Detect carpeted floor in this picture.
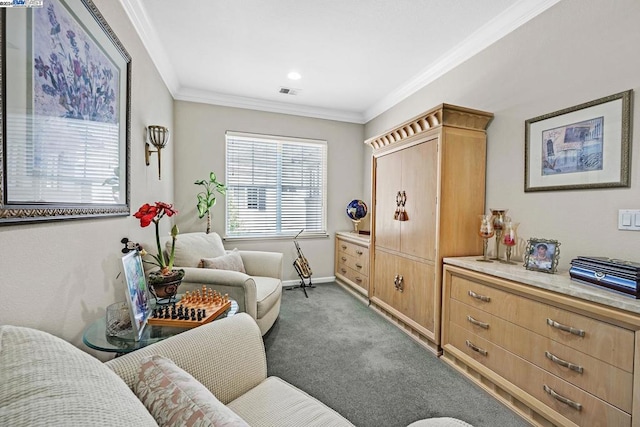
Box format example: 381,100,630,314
263,282,530,427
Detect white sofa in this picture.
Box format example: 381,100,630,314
0,313,473,426
167,232,282,335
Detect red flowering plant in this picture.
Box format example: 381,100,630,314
133,202,182,282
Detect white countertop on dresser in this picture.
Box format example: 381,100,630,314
444,256,640,316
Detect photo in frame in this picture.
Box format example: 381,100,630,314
121,250,150,341
524,238,561,274
1,0,131,224
525,90,632,192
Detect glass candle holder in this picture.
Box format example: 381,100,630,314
490,208,508,260
477,214,495,262
501,219,519,265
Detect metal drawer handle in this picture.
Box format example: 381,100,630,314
545,351,583,374
543,385,582,411
341,257,347,261
356,263,363,269
356,250,364,255
340,268,347,274
468,290,491,302
341,245,347,250
465,340,487,356
467,315,489,329
355,277,362,283
546,318,585,337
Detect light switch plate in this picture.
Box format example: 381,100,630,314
618,209,640,231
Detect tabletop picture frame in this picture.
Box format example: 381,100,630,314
1,0,131,224
524,238,560,274
121,250,150,341
524,90,632,192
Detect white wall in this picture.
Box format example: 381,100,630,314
173,101,365,281
0,0,174,361
364,0,640,271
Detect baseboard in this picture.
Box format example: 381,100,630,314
282,276,335,288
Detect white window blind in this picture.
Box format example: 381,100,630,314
6,113,123,205
225,131,327,238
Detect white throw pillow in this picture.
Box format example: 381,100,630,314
200,249,246,273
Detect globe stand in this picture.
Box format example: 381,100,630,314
352,219,362,233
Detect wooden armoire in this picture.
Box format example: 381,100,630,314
366,104,493,354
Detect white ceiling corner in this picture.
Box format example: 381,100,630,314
119,0,180,94
122,0,561,124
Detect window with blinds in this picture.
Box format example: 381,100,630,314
225,131,327,238
6,113,124,205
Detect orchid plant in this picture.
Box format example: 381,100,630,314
133,202,179,275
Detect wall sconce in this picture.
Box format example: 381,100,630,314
145,125,170,180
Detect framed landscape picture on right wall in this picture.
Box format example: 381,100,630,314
524,90,632,192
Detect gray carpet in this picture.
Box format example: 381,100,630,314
263,282,529,427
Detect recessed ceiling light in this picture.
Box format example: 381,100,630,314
287,71,301,80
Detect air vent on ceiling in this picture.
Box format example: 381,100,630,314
279,87,299,95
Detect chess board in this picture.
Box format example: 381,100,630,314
147,286,232,328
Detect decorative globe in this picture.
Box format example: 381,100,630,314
346,200,367,232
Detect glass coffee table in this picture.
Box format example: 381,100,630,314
83,298,238,354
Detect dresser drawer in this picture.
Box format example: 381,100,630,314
448,323,631,426
337,238,369,260
337,266,369,292
450,275,635,371
337,252,369,276
449,298,633,412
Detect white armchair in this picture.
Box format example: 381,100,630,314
165,232,283,335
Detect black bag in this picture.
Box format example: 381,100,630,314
570,256,640,298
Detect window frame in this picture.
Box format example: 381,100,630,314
224,131,328,240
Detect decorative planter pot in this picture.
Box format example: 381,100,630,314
148,269,185,301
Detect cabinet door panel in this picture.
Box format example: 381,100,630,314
374,152,401,252
398,256,435,332
374,250,435,333
373,250,399,307
400,141,437,260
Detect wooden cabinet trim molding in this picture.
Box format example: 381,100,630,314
365,104,493,150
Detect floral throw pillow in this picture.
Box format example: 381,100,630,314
200,248,246,273
134,355,249,427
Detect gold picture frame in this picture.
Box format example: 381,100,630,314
524,238,560,274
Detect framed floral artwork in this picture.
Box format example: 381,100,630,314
525,90,632,192
1,0,131,224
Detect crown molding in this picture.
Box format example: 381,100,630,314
175,88,365,123
119,0,180,94
363,0,562,122
121,0,559,125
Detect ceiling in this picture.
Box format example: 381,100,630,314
120,0,560,123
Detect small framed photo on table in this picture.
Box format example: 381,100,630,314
121,251,150,340
524,238,561,274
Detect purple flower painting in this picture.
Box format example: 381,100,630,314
33,0,118,124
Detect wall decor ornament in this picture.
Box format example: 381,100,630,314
1,0,131,224
524,90,632,192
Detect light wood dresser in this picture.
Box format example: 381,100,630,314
442,257,640,427
335,231,370,299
